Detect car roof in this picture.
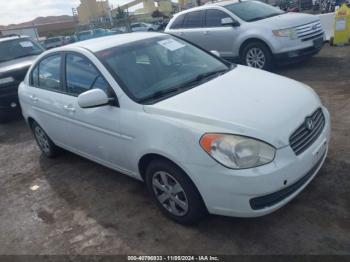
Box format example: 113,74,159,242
172,0,241,16
59,32,165,53
0,35,30,43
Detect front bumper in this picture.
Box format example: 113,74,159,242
273,45,323,64
183,107,331,218
272,36,324,64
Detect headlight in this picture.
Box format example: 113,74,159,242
200,134,275,169
273,29,297,40
0,77,14,86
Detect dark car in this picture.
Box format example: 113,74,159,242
0,35,44,122
43,36,65,49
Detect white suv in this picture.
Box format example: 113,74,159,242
165,0,325,69
19,33,330,224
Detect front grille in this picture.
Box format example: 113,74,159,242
289,108,325,155
295,21,324,42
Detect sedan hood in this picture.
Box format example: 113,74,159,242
0,55,38,75
144,66,321,148
254,12,319,29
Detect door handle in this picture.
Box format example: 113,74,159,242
64,105,76,113
29,95,38,103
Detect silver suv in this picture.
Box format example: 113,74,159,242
165,0,324,69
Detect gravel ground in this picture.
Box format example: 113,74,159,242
0,44,349,255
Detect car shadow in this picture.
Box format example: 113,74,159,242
39,147,348,254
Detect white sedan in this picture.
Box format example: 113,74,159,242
18,33,330,224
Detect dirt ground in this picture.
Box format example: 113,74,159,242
0,44,349,255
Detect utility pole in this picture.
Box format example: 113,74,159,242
106,0,114,27
72,8,79,35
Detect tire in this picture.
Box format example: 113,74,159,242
0,113,8,123
241,41,273,70
31,121,59,158
145,159,207,225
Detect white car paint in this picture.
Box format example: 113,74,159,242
18,33,331,218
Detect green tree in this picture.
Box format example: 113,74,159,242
115,6,126,19
151,9,164,18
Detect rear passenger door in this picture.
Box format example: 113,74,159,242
171,10,205,47
201,9,240,58
27,53,69,144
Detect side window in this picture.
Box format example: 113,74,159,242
170,14,185,29
38,55,62,91
205,9,231,27
66,54,111,96
183,11,204,28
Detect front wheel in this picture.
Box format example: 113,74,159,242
145,159,207,225
241,42,273,70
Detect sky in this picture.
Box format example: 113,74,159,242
0,0,139,26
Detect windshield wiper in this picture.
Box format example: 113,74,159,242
248,13,281,22
139,69,229,104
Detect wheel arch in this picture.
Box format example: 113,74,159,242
239,38,273,58
138,152,208,211
27,116,36,128
138,153,186,182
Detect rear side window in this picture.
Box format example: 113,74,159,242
66,54,111,96
33,54,62,92
183,11,204,28
170,14,185,29
205,9,231,27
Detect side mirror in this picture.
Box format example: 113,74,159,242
210,50,221,57
78,89,109,108
221,17,240,27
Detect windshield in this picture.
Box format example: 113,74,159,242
224,1,284,22
97,36,231,104
0,38,43,63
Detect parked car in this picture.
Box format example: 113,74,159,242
43,36,65,49
76,30,94,41
92,28,114,38
0,35,44,122
19,33,330,224
131,22,159,32
76,29,114,41
63,36,76,45
165,0,325,70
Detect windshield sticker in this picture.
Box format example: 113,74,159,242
158,39,185,51
19,41,33,48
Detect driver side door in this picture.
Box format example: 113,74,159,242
201,9,240,58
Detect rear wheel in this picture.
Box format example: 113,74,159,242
145,159,206,225
31,121,59,158
242,41,273,70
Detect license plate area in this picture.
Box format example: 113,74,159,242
313,38,323,49
313,138,327,164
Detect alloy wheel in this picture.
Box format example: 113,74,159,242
152,171,189,216
246,47,266,69
34,126,50,154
